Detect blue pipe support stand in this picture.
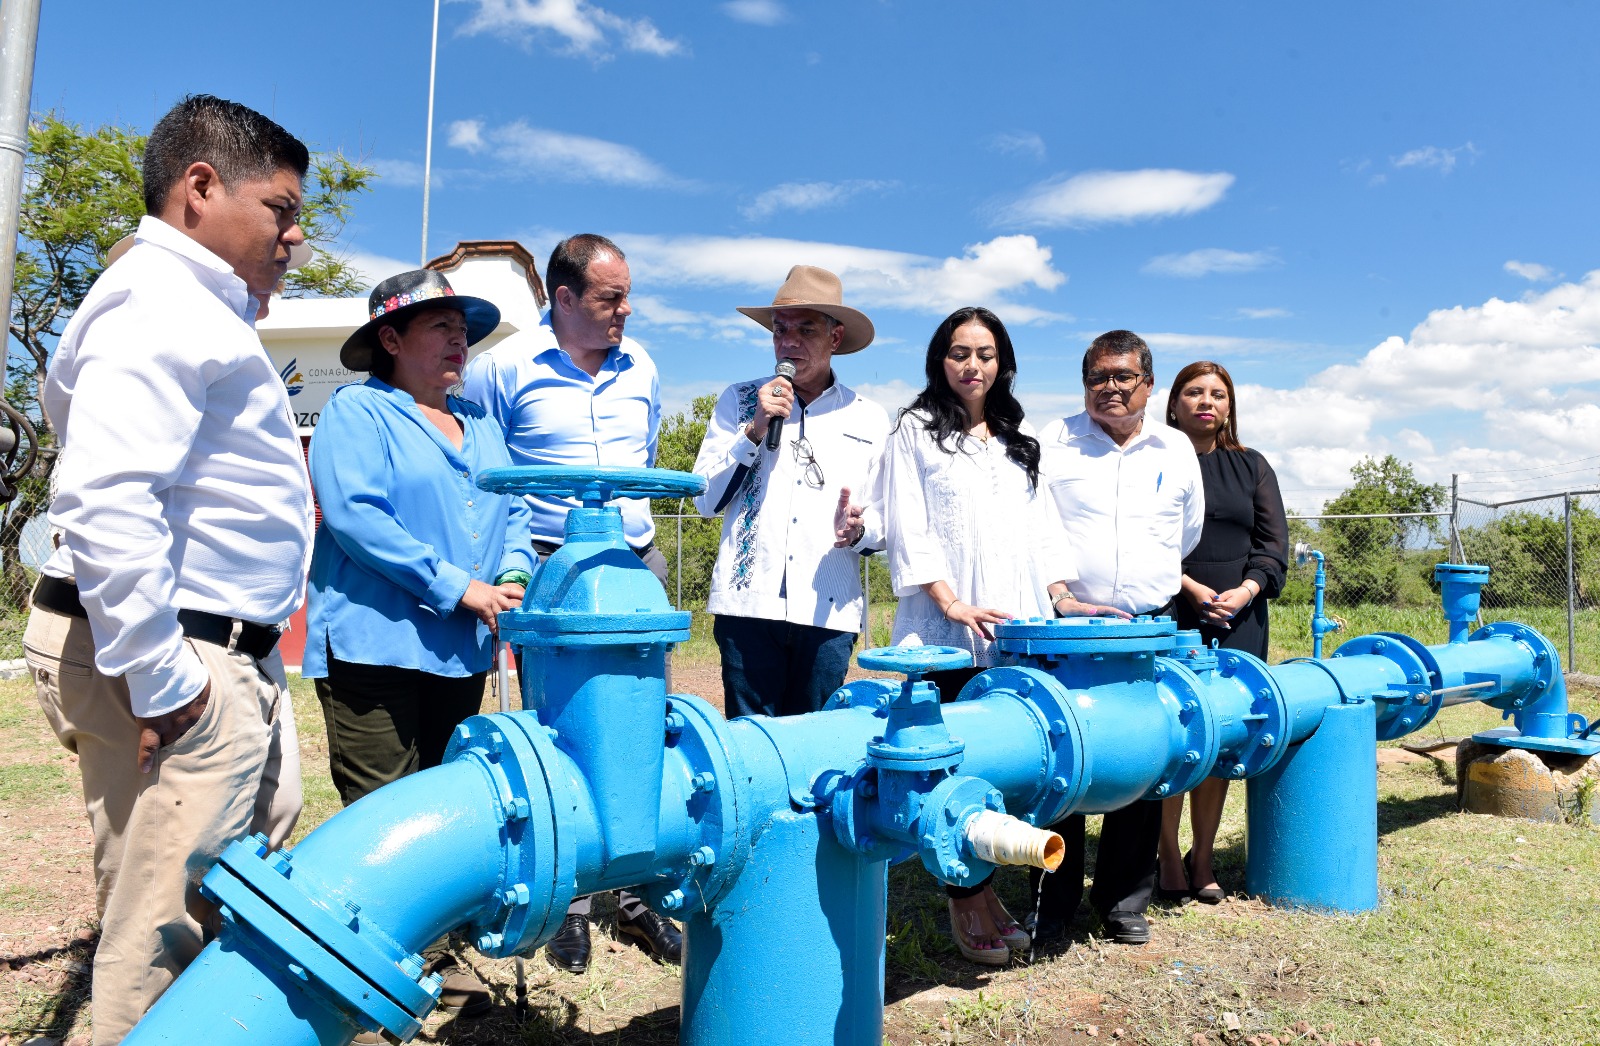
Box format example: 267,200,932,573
124,491,1600,1046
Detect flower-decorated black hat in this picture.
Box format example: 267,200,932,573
339,268,501,371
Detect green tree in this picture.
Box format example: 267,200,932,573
2,114,376,607
1461,504,1600,608
1319,455,1445,605
651,395,720,606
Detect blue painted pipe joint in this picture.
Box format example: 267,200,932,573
1436,562,1490,643
125,483,1600,1045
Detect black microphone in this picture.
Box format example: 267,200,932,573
765,360,797,451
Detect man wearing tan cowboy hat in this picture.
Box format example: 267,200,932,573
692,265,889,718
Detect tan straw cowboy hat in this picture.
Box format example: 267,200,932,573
737,265,875,355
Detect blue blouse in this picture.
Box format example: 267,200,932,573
303,378,534,678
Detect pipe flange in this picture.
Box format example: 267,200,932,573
1211,651,1290,779
916,775,1004,889
635,693,754,916
826,763,914,863
500,608,690,648
961,665,1088,825
822,678,899,715
200,839,442,1039
1147,658,1221,798
994,615,1179,658
446,714,574,957
1332,632,1442,739
1471,621,1560,710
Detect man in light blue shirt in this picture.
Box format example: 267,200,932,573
461,233,675,974
462,234,662,572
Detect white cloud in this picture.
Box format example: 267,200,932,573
741,180,893,221
1205,269,1600,503
621,232,1069,322
447,119,486,152
345,250,415,289
1143,332,1304,357
1505,259,1556,282
997,169,1234,229
1392,142,1477,174
722,0,786,25
854,379,919,418
1143,248,1279,278
447,119,676,188
1236,307,1291,320
462,0,685,58
371,158,429,189
988,131,1046,160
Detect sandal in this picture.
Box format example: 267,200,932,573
982,888,1031,951
947,898,1010,966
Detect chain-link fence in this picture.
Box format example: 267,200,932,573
1454,490,1600,673
3,494,1588,669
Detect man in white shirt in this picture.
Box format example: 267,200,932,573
1032,329,1205,948
24,95,315,1043
461,234,679,975
694,265,888,718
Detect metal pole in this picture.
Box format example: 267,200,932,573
0,0,42,389
419,0,441,265
1449,473,1463,562
676,512,683,610
1566,493,1576,671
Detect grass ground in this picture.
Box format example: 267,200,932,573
3,645,1600,1044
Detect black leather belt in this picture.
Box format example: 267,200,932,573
533,540,656,559
32,575,282,661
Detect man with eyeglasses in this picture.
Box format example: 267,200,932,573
693,265,889,718
1030,329,1205,948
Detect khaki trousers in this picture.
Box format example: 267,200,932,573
24,605,302,1045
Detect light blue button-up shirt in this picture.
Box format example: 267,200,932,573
461,313,660,548
303,379,535,679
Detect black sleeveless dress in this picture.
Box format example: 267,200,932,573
1172,447,1288,659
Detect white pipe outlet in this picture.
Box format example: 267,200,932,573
963,810,1065,871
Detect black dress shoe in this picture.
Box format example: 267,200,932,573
1096,910,1150,945
546,913,591,973
619,910,682,963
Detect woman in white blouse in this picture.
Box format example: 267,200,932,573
880,306,1124,965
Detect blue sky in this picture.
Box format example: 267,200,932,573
28,1,1600,509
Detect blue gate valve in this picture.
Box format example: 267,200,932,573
826,646,1066,888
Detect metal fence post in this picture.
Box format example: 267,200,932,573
1566,492,1576,671
862,553,870,645
676,507,683,612
1450,473,1464,562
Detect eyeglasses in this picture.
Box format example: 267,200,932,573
793,437,825,489
1085,370,1149,391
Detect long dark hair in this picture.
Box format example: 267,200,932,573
898,306,1041,488
1166,360,1246,451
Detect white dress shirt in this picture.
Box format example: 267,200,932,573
694,376,888,633
461,315,660,548
1039,411,1205,615
880,414,1076,666
43,216,316,717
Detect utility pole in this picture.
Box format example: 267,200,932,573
0,0,42,389
420,0,441,265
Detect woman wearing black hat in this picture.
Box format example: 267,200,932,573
302,270,531,1018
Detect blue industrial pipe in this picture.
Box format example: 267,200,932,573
1294,542,1341,658
125,471,1600,1045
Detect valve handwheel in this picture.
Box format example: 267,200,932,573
858,645,973,678
477,465,707,505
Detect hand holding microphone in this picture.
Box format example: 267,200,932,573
760,359,798,450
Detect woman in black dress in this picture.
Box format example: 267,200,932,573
1156,361,1288,903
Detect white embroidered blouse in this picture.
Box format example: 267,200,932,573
878,412,1077,666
